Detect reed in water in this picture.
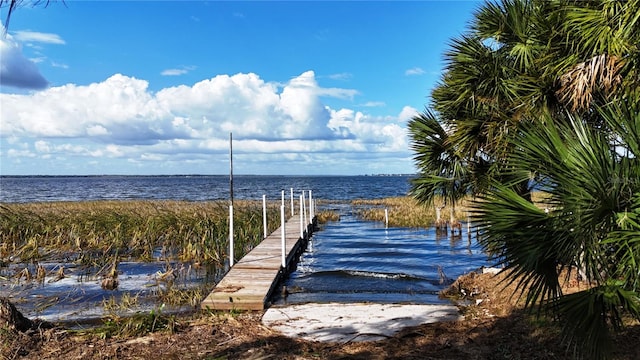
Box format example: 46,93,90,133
0,200,281,267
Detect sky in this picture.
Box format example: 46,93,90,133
0,1,480,176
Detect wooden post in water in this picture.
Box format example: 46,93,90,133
262,195,267,239
385,208,389,229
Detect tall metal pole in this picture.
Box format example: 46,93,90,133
229,132,234,207
229,204,234,267
228,132,234,267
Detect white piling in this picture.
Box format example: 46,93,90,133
299,194,304,238
281,190,285,208
302,191,307,228
229,204,234,267
280,205,286,268
290,187,294,217
385,208,389,229
262,195,267,239
309,190,314,224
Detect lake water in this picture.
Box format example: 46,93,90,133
273,203,487,306
0,175,491,323
0,175,412,203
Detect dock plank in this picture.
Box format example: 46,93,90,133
201,215,312,311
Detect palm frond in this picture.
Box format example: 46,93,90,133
554,283,640,360
408,110,471,206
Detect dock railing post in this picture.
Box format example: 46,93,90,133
229,204,234,267
299,194,304,238
309,190,313,224
281,190,285,210
262,195,267,239
290,187,294,217
302,191,307,230
280,205,286,268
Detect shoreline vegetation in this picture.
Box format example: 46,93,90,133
2,197,639,359
0,200,282,266
0,197,448,320
0,196,460,268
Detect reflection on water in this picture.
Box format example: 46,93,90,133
273,204,491,305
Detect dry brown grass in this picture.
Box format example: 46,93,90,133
352,196,471,228
315,209,340,223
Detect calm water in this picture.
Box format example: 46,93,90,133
274,203,488,305
0,175,490,323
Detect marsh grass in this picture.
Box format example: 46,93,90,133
103,292,140,312
0,200,286,320
156,286,209,307
352,196,471,228
0,200,281,266
315,209,340,223
353,193,551,228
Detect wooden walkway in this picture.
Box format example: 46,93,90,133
201,215,313,311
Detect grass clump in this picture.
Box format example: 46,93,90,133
315,209,340,223
95,306,180,339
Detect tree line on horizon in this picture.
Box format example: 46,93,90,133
409,0,639,359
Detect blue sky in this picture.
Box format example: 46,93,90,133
0,1,479,175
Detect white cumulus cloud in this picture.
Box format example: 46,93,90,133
1,70,415,175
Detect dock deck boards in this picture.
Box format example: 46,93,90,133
201,216,310,311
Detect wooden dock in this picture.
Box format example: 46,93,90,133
201,215,313,311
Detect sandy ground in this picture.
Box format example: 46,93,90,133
260,267,502,343
262,303,462,342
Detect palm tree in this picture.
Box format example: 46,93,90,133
429,0,564,201
428,0,638,194
410,0,640,358
553,0,639,117
474,100,640,359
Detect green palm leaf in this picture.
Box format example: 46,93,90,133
475,103,640,358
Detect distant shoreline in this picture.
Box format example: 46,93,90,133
0,174,417,178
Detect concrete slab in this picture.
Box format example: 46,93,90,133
262,302,461,343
